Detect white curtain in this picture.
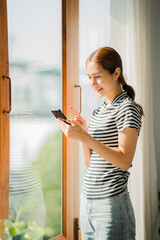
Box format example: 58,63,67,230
110,0,160,239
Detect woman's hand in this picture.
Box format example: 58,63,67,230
69,106,88,132
56,106,88,141
56,117,86,141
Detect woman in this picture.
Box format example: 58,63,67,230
56,46,144,240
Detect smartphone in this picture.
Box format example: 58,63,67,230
51,109,71,125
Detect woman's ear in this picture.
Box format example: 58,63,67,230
114,67,121,80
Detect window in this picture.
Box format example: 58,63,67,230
0,0,79,239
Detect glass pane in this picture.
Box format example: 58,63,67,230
7,0,62,239
79,0,110,198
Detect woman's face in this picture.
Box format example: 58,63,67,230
86,61,120,98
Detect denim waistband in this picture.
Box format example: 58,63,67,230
81,186,129,200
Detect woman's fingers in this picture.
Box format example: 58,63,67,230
69,106,81,118
57,118,76,127
67,119,79,126
56,118,69,126
72,115,82,124
69,106,86,127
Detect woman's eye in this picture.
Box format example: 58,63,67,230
95,76,101,79
88,76,101,80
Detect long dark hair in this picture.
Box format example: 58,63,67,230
85,46,145,117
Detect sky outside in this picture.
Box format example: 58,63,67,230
7,0,110,69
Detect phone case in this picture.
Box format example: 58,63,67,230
51,109,67,120
51,109,71,125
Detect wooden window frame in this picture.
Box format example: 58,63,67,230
0,0,80,239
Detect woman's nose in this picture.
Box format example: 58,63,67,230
90,77,96,86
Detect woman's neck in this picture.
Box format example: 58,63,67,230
105,88,123,105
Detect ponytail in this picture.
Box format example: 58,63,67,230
119,73,145,117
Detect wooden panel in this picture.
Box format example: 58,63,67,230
0,0,10,236
61,0,79,239
51,235,67,240
65,0,80,239
61,0,67,237
0,0,9,217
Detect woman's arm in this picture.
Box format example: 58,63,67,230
81,127,139,171
80,141,92,168
79,124,92,168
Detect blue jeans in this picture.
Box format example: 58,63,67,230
79,187,136,240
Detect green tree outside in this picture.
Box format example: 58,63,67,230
35,129,61,239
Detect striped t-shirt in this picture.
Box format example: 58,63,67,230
9,160,42,194
82,91,142,199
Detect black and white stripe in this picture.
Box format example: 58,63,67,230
82,91,142,199
9,160,42,194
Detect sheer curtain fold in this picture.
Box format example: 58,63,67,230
110,0,160,239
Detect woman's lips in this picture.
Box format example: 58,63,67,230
96,88,103,92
